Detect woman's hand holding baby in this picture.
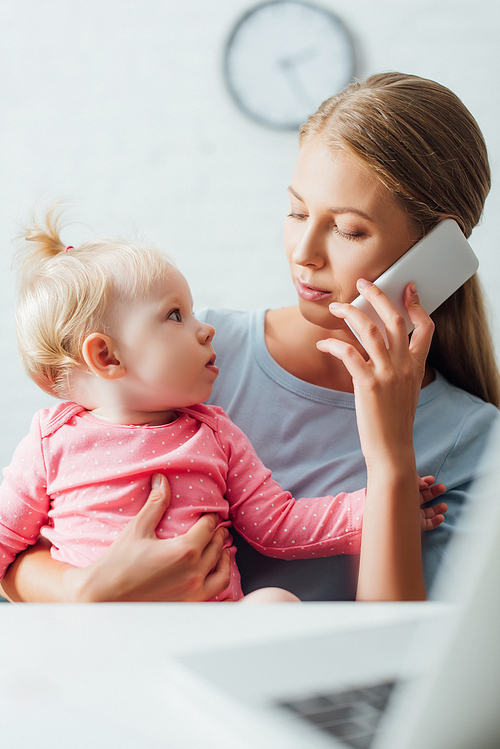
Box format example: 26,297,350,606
0,474,230,602
71,474,231,602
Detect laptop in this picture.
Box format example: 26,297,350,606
176,422,500,749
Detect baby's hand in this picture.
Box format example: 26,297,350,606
418,475,447,532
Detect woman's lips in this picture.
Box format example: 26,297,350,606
295,277,331,302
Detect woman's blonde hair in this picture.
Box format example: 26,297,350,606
300,71,500,406
15,207,173,398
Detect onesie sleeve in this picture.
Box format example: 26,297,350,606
0,412,51,579
214,409,364,559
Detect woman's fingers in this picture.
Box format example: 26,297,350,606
183,512,225,553
316,334,372,382
200,525,229,575
124,472,224,550
129,473,171,539
202,548,232,600
405,283,435,357
318,280,398,376
327,280,433,368
331,279,408,355
326,292,389,364
354,278,410,354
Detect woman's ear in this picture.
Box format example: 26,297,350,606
81,333,125,380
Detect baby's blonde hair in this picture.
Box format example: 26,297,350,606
15,206,174,398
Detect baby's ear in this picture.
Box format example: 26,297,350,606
81,333,125,380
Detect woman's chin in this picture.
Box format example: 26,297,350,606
297,297,345,333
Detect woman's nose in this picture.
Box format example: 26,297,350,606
291,227,325,268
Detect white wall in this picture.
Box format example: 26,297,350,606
1,0,499,469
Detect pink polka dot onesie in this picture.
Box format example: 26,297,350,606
0,401,365,600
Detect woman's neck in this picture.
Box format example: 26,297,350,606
264,306,434,392
264,306,357,392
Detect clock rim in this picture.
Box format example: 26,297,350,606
222,0,357,131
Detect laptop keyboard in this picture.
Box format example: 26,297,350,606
276,679,397,749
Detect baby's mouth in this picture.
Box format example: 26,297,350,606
205,354,218,375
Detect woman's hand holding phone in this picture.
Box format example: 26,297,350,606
316,279,435,600
317,279,434,469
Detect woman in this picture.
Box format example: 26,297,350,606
2,72,498,602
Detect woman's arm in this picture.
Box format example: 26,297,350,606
0,474,231,602
318,280,435,600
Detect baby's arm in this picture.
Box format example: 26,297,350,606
216,412,363,557
218,410,445,559
0,415,51,580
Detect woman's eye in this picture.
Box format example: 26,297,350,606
167,309,182,322
287,212,308,221
334,226,363,241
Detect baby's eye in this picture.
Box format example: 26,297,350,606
167,309,182,322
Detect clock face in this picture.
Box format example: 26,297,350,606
224,0,356,130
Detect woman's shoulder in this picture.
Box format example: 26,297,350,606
412,373,499,504
416,371,499,457
420,370,498,419
196,306,300,349
196,307,257,326
196,307,266,352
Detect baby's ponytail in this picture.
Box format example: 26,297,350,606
16,205,68,286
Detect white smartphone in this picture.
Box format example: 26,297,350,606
348,219,479,345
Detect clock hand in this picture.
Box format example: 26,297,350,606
278,46,316,69
277,48,319,110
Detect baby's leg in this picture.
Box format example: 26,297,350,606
240,587,300,604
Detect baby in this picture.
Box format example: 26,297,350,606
0,210,446,601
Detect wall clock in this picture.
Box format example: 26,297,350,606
223,0,356,130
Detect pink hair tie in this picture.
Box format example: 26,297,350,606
64,246,74,253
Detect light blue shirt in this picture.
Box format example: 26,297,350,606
198,308,499,600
